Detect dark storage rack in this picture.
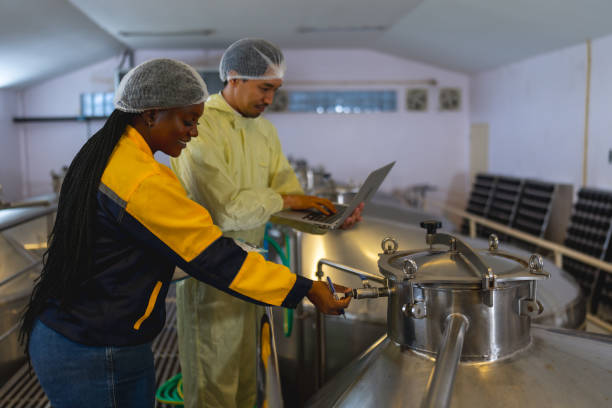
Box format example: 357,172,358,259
563,188,612,322
462,175,557,247
598,269,612,323
509,179,557,251
461,174,496,235
480,176,523,241
462,178,612,322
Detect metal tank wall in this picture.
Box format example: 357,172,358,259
306,327,612,407
303,223,610,407
297,215,585,329
0,207,52,384
271,203,586,406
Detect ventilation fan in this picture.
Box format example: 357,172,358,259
439,88,461,111
406,89,428,111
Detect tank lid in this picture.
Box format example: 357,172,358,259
377,222,549,286
380,249,547,285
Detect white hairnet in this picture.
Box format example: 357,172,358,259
114,58,208,113
219,38,286,82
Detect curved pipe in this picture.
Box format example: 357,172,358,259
316,258,386,284
314,258,387,389
421,313,470,408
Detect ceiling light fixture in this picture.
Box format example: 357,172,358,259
118,29,215,37
297,25,388,34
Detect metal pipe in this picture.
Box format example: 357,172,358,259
0,260,42,288
314,258,387,389
264,306,283,405
0,204,57,232
315,279,326,390
0,199,52,209
0,323,20,343
351,287,391,299
421,313,470,408
316,258,386,285
290,230,308,395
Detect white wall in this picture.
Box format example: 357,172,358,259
14,48,471,206
17,56,123,196
271,49,470,207
0,89,21,201
471,34,612,193
587,34,612,189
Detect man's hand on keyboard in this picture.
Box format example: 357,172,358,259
340,202,364,230
282,194,337,215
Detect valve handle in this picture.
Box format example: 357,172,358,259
420,220,442,235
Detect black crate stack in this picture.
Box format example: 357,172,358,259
462,178,612,322
480,176,523,241
597,265,612,323
563,188,612,322
462,174,554,245
509,180,557,251
461,174,495,236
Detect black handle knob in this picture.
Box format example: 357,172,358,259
420,220,442,234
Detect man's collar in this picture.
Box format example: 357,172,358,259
207,93,254,130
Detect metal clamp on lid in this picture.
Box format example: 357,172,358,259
519,280,544,317
400,258,426,318
420,220,497,291
529,254,546,275
381,236,398,254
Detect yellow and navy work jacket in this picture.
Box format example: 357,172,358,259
39,126,312,347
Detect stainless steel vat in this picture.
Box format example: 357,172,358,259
0,204,54,385
299,216,585,329
305,222,612,407
307,327,612,407
273,208,586,406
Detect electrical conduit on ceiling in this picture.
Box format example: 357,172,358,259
582,39,591,187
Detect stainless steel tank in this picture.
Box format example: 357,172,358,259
300,216,584,329
307,222,612,407
0,205,53,384
273,209,585,405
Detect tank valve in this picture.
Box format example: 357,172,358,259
402,302,427,319
420,220,442,247
351,287,391,299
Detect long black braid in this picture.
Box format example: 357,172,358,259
19,109,136,354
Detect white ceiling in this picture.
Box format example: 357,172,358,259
0,0,124,88
2,0,612,88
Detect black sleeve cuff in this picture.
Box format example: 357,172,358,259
281,275,313,309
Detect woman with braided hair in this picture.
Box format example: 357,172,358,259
19,58,349,408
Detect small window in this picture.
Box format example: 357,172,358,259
286,90,397,113
80,92,114,117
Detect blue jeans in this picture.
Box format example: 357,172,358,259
29,319,156,408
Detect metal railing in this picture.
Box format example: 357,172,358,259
431,201,612,274
0,204,56,292
430,201,612,333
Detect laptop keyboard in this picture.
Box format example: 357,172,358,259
302,205,347,223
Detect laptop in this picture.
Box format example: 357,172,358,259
271,161,395,229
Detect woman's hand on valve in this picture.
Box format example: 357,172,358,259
306,281,351,315
282,194,337,215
